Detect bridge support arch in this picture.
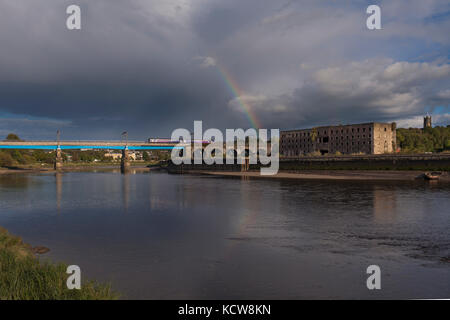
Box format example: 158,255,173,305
121,148,130,173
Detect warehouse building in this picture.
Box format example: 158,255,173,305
280,122,397,156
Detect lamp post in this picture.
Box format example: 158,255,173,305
120,131,130,174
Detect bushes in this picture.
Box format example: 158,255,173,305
0,151,14,167
5,133,21,141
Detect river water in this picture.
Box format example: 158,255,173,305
0,170,449,299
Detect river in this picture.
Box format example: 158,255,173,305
0,170,449,299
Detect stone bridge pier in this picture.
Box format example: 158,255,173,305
54,148,63,171
121,148,131,173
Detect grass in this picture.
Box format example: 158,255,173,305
0,227,119,300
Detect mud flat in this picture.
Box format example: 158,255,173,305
195,170,450,182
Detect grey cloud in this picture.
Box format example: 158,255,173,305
0,0,449,139
235,60,450,129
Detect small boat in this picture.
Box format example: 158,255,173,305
424,172,442,180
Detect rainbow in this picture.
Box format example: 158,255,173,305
215,64,262,129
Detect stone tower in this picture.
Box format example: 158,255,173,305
423,115,432,129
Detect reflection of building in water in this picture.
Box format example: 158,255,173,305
372,187,397,223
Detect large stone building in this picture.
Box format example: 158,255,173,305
280,122,397,156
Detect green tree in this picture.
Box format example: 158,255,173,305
0,151,14,167
5,133,21,141
397,126,450,153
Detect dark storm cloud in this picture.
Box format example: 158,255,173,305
0,0,242,139
0,0,449,139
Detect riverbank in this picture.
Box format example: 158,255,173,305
0,167,51,174
0,163,154,174
193,170,450,182
0,227,118,300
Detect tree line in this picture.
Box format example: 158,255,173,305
397,126,450,153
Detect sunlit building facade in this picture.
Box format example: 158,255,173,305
280,122,397,156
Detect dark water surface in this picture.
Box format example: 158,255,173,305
0,171,449,299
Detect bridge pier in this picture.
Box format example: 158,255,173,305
121,148,130,173
54,148,63,171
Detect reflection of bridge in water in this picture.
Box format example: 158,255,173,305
0,141,184,173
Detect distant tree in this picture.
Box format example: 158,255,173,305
445,139,450,151
5,133,21,141
397,127,450,153
31,150,55,164
0,151,14,167
142,151,150,161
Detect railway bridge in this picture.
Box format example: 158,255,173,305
0,140,184,173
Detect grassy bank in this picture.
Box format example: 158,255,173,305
0,227,118,300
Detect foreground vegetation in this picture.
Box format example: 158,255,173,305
0,227,118,300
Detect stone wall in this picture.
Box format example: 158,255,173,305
277,153,450,171
372,123,396,154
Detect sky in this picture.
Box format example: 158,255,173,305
0,0,449,140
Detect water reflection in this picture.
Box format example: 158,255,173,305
372,187,397,224
0,171,449,299
122,173,129,213
56,173,62,213
0,173,31,189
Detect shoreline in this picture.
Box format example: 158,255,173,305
2,165,449,182
0,226,118,300
0,164,153,174
189,170,450,182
